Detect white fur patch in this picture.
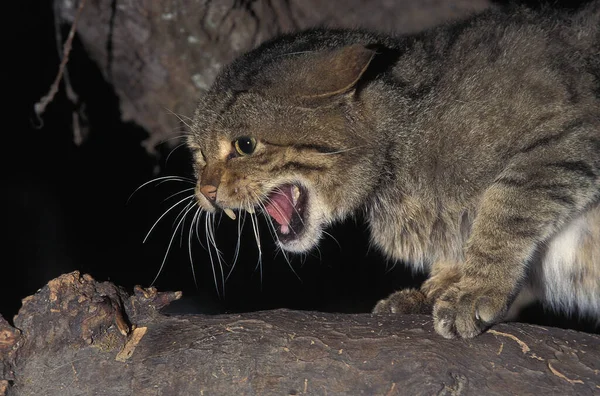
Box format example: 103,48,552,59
539,214,600,317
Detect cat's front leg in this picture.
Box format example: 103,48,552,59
433,151,599,338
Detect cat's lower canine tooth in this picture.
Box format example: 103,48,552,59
292,185,300,205
223,208,236,220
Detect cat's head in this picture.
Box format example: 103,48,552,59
188,37,384,253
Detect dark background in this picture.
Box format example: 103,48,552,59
3,0,597,335
4,0,421,321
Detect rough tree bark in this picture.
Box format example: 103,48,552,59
53,0,492,151
1,272,599,395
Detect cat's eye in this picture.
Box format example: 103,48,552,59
234,136,257,156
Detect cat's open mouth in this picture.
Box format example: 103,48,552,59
263,183,308,242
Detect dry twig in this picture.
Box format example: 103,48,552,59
33,0,87,124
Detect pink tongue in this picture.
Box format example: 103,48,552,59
265,186,294,232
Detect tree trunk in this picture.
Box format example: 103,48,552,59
54,0,491,151
1,272,599,395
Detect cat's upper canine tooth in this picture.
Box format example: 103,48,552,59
223,208,237,220
292,185,300,205
246,207,255,214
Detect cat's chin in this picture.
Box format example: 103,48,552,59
275,214,324,254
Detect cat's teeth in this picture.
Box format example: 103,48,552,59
223,208,237,220
292,185,300,205
246,207,255,214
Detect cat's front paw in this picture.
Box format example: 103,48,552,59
432,281,509,339
373,289,431,315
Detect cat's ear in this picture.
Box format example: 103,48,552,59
296,44,376,99
261,45,376,104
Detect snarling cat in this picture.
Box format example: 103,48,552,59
187,2,600,338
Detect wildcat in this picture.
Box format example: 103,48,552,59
186,1,600,339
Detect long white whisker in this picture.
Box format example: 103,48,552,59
252,197,288,258
162,187,195,203
250,191,302,280
255,199,301,282
172,200,195,249
322,230,342,251
207,212,226,295
226,206,247,282
178,203,194,249
249,211,263,288
151,199,197,286
262,194,305,244
313,245,323,262
173,200,196,234
165,142,190,165
188,206,202,288
128,176,194,204
233,208,245,265
205,213,221,298
275,50,316,58
385,260,398,274
155,178,195,187
154,132,190,152
271,187,306,228
144,195,194,243
194,208,207,249
158,133,190,144
253,198,279,241
265,193,304,229
164,107,194,130
299,252,308,268
312,145,366,156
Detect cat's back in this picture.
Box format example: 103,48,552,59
393,2,600,102
390,1,600,189
420,2,600,69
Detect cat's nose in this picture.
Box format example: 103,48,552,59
200,184,218,202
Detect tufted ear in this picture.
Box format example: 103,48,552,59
259,44,376,102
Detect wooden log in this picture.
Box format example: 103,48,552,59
1,272,599,395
